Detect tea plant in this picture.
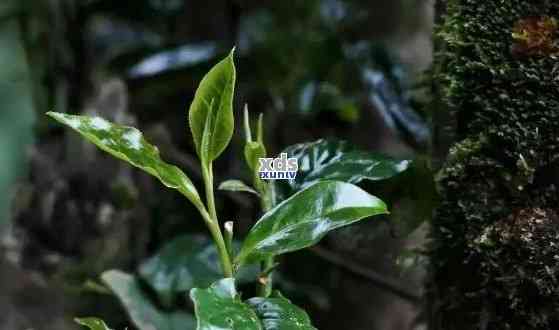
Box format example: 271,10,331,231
48,49,410,329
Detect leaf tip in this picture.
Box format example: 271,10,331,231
378,199,390,215
256,113,264,143
189,287,198,300
75,317,112,330
226,47,236,66
46,111,60,119
243,104,252,142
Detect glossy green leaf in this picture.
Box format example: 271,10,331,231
139,235,259,307
276,139,411,200
102,270,196,330
75,318,113,330
247,292,317,330
236,181,388,265
188,48,236,162
190,278,262,330
46,112,201,206
219,180,259,195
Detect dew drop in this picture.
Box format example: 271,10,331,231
123,130,142,150
90,117,111,131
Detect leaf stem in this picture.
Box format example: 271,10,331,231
201,162,233,278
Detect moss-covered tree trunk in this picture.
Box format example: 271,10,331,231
430,1,559,329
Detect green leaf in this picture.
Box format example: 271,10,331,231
243,106,267,172
244,141,266,172
247,292,317,330
75,318,113,330
276,139,410,201
236,181,388,265
243,104,253,142
188,48,236,162
190,278,262,330
139,235,259,307
46,112,202,207
102,270,196,330
199,97,216,164
219,179,259,195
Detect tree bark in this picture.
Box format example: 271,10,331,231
430,1,559,329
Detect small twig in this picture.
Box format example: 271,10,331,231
309,246,422,305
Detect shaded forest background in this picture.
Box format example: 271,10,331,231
0,1,435,329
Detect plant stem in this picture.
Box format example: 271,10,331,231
201,162,233,278
204,163,218,221
209,219,234,278
224,221,234,259
310,246,421,304
257,182,275,297
258,258,274,297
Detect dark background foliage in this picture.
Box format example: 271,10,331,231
0,1,434,329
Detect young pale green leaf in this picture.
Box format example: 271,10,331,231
46,112,202,207
242,107,267,172
75,318,113,330
219,179,259,195
256,113,264,145
190,278,262,330
188,49,236,162
102,270,196,330
247,292,317,330
245,141,266,172
235,181,388,265
139,235,259,307
243,104,253,142
275,139,410,201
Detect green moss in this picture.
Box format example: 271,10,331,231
430,1,559,329
446,135,486,164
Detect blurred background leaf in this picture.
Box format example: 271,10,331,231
139,234,258,307
102,270,196,330
0,1,36,227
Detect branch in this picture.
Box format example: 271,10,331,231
309,246,422,305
